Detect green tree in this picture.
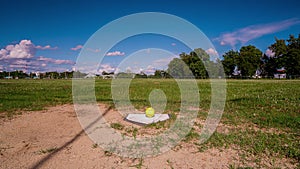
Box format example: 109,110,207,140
193,48,211,78
154,70,163,78
167,58,192,78
260,54,277,77
268,34,300,77
269,38,288,58
179,48,209,78
285,48,300,76
222,46,262,78
152,70,169,78
286,34,300,77
194,48,210,62
211,58,225,78
135,71,147,78
222,50,239,76
268,38,288,69
237,45,262,77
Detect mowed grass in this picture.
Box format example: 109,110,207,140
0,79,72,116
0,79,299,162
225,80,300,130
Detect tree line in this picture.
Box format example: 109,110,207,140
1,34,299,79
167,48,223,78
167,34,300,79
0,71,74,79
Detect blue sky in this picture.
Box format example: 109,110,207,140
0,0,299,73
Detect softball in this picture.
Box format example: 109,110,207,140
145,107,155,118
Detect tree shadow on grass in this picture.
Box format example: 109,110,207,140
30,105,113,169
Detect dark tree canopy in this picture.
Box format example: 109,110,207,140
222,50,239,76
268,34,300,77
221,34,300,78
167,58,192,78
167,48,224,79
237,45,262,77
222,46,262,77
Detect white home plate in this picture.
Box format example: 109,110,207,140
125,114,170,125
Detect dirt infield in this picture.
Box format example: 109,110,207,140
0,104,296,169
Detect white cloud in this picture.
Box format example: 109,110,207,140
0,39,75,72
87,48,101,53
144,65,156,74
106,51,125,56
152,56,177,67
0,40,36,60
71,45,83,51
0,49,8,57
265,49,275,57
98,64,116,73
71,45,100,53
73,63,99,74
125,67,132,72
171,43,176,46
205,48,218,56
0,40,60,61
36,45,58,50
53,59,74,65
45,67,72,73
215,18,300,48
9,64,27,69
37,56,74,65
7,59,41,71
14,59,28,65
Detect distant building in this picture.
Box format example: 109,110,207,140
252,69,262,79
232,66,241,77
274,68,286,79
102,74,115,79
4,76,13,79
84,72,96,78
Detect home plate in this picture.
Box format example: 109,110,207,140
125,114,170,125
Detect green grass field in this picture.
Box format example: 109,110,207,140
0,79,299,164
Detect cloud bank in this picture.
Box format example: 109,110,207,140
0,40,36,60
106,51,125,56
71,45,83,51
216,18,300,48
205,48,218,56
0,40,74,72
36,45,58,50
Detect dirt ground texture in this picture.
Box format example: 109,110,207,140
0,104,297,169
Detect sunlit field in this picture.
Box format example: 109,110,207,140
0,79,299,164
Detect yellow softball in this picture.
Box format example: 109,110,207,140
145,107,155,118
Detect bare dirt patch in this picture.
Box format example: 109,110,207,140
0,104,296,168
